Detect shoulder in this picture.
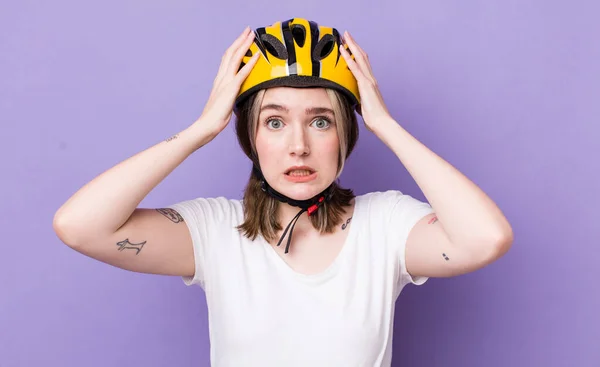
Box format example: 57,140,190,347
357,189,433,225
357,189,427,209
168,196,243,224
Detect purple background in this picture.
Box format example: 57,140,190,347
2,1,598,366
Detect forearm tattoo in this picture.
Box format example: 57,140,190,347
116,239,146,255
165,134,179,142
442,253,450,261
156,208,184,223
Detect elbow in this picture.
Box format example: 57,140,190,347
451,226,514,273
467,226,514,265
52,211,83,248
488,226,514,260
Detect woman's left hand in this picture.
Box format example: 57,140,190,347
339,31,394,132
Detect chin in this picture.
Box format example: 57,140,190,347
285,188,320,201
276,179,330,201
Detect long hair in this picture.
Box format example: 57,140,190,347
234,88,359,242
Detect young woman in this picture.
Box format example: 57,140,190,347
53,18,513,366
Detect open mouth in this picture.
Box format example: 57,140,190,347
285,168,316,177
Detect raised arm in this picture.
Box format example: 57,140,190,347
53,124,212,276
52,26,260,276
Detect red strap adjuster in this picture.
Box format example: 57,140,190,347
307,197,325,216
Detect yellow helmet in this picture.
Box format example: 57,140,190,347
236,18,360,107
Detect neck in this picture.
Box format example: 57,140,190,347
276,202,316,236
253,164,333,252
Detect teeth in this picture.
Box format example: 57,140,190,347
288,170,312,176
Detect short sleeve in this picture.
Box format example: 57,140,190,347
167,197,233,288
383,190,435,289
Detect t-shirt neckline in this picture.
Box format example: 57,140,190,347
258,194,362,283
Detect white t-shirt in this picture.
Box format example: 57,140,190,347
168,190,434,367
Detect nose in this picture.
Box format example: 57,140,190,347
288,124,310,156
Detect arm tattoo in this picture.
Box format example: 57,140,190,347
165,134,179,142
430,216,448,260
341,217,352,230
116,239,146,255
156,208,184,223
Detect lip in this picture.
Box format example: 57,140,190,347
284,171,318,183
284,165,316,174
284,166,318,183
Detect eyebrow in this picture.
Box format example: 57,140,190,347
260,104,334,115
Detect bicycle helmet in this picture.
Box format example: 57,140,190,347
235,17,360,108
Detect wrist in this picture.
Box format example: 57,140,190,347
194,116,221,136
178,121,216,151
370,116,399,137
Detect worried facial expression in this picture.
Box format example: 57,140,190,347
255,87,340,201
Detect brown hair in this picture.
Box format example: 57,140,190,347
234,88,359,242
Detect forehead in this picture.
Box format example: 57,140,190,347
260,87,331,110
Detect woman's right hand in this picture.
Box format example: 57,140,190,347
194,26,260,139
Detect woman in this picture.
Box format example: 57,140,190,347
53,18,513,366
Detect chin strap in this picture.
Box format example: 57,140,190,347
253,165,333,254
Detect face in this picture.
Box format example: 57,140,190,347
255,87,340,201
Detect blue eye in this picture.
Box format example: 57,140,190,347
266,118,283,129
312,118,331,129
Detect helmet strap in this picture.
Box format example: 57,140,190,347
252,165,334,254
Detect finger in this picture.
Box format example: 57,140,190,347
341,33,368,71
226,30,257,78
234,52,260,84
214,27,252,85
339,43,366,81
344,31,367,58
224,26,251,60
343,32,375,81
